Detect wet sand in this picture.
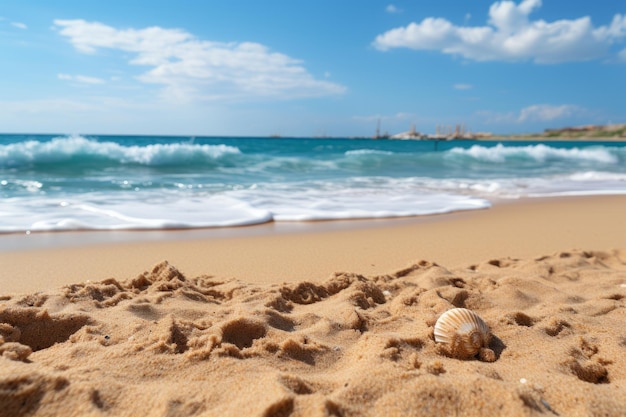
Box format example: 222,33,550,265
1,195,624,294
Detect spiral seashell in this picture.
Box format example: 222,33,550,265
434,308,492,360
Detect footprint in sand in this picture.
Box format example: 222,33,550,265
0,307,89,352
561,337,611,384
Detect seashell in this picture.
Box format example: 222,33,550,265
434,308,492,360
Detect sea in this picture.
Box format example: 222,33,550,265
0,134,624,234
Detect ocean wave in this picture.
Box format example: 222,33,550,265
567,171,626,181
345,149,394,156
448,143,619,164
0,182,493,232
1,135,624,233
423,172,626,199
0,135,241,168
0,179,43,193
0,194,273,232
1,171,625,233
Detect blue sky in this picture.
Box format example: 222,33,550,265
1,0,625,137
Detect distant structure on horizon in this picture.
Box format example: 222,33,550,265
370,121,625,141
390,123,424,139
390,123,492,140
374,118,390,139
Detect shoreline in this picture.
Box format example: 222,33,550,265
1,194,624,294
1,194,626,416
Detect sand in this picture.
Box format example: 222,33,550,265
2,195,626,294
1,196,625,416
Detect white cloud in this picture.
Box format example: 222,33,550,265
386,5,402,14
453,83,473,90
53,19,346,102
478,103,582,124
373,0,626,63
620,48,626,61
11,22,27,30
58,73,106,84
517,104,579,122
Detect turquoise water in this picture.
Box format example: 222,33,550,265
1,134,624,232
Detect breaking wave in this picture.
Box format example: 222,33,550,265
0,135,241,168
448,143,620,164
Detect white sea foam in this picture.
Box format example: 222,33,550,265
0,135,241,167
229,180,491,221
1,169,625,233
0,194,273,232
420,173,626,199
0,182,492,232
0,179,43,193
568,171,626,181
449,143,619,164
345,149,394,156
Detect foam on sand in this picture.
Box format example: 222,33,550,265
1,249,625,416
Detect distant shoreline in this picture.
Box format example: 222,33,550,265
382,123,626,141
1,124,625,141
497,123,626,141
476,135,626,142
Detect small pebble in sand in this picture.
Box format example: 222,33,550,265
519,378,528,384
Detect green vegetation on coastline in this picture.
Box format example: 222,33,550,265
508,124,626,140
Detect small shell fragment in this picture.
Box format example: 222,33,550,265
434,308,493,360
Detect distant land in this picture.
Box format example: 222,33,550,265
381,123,626,141
508,123,626,141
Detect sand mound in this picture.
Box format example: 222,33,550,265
1,249,625,416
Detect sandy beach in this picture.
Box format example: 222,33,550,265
1,195,625,416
